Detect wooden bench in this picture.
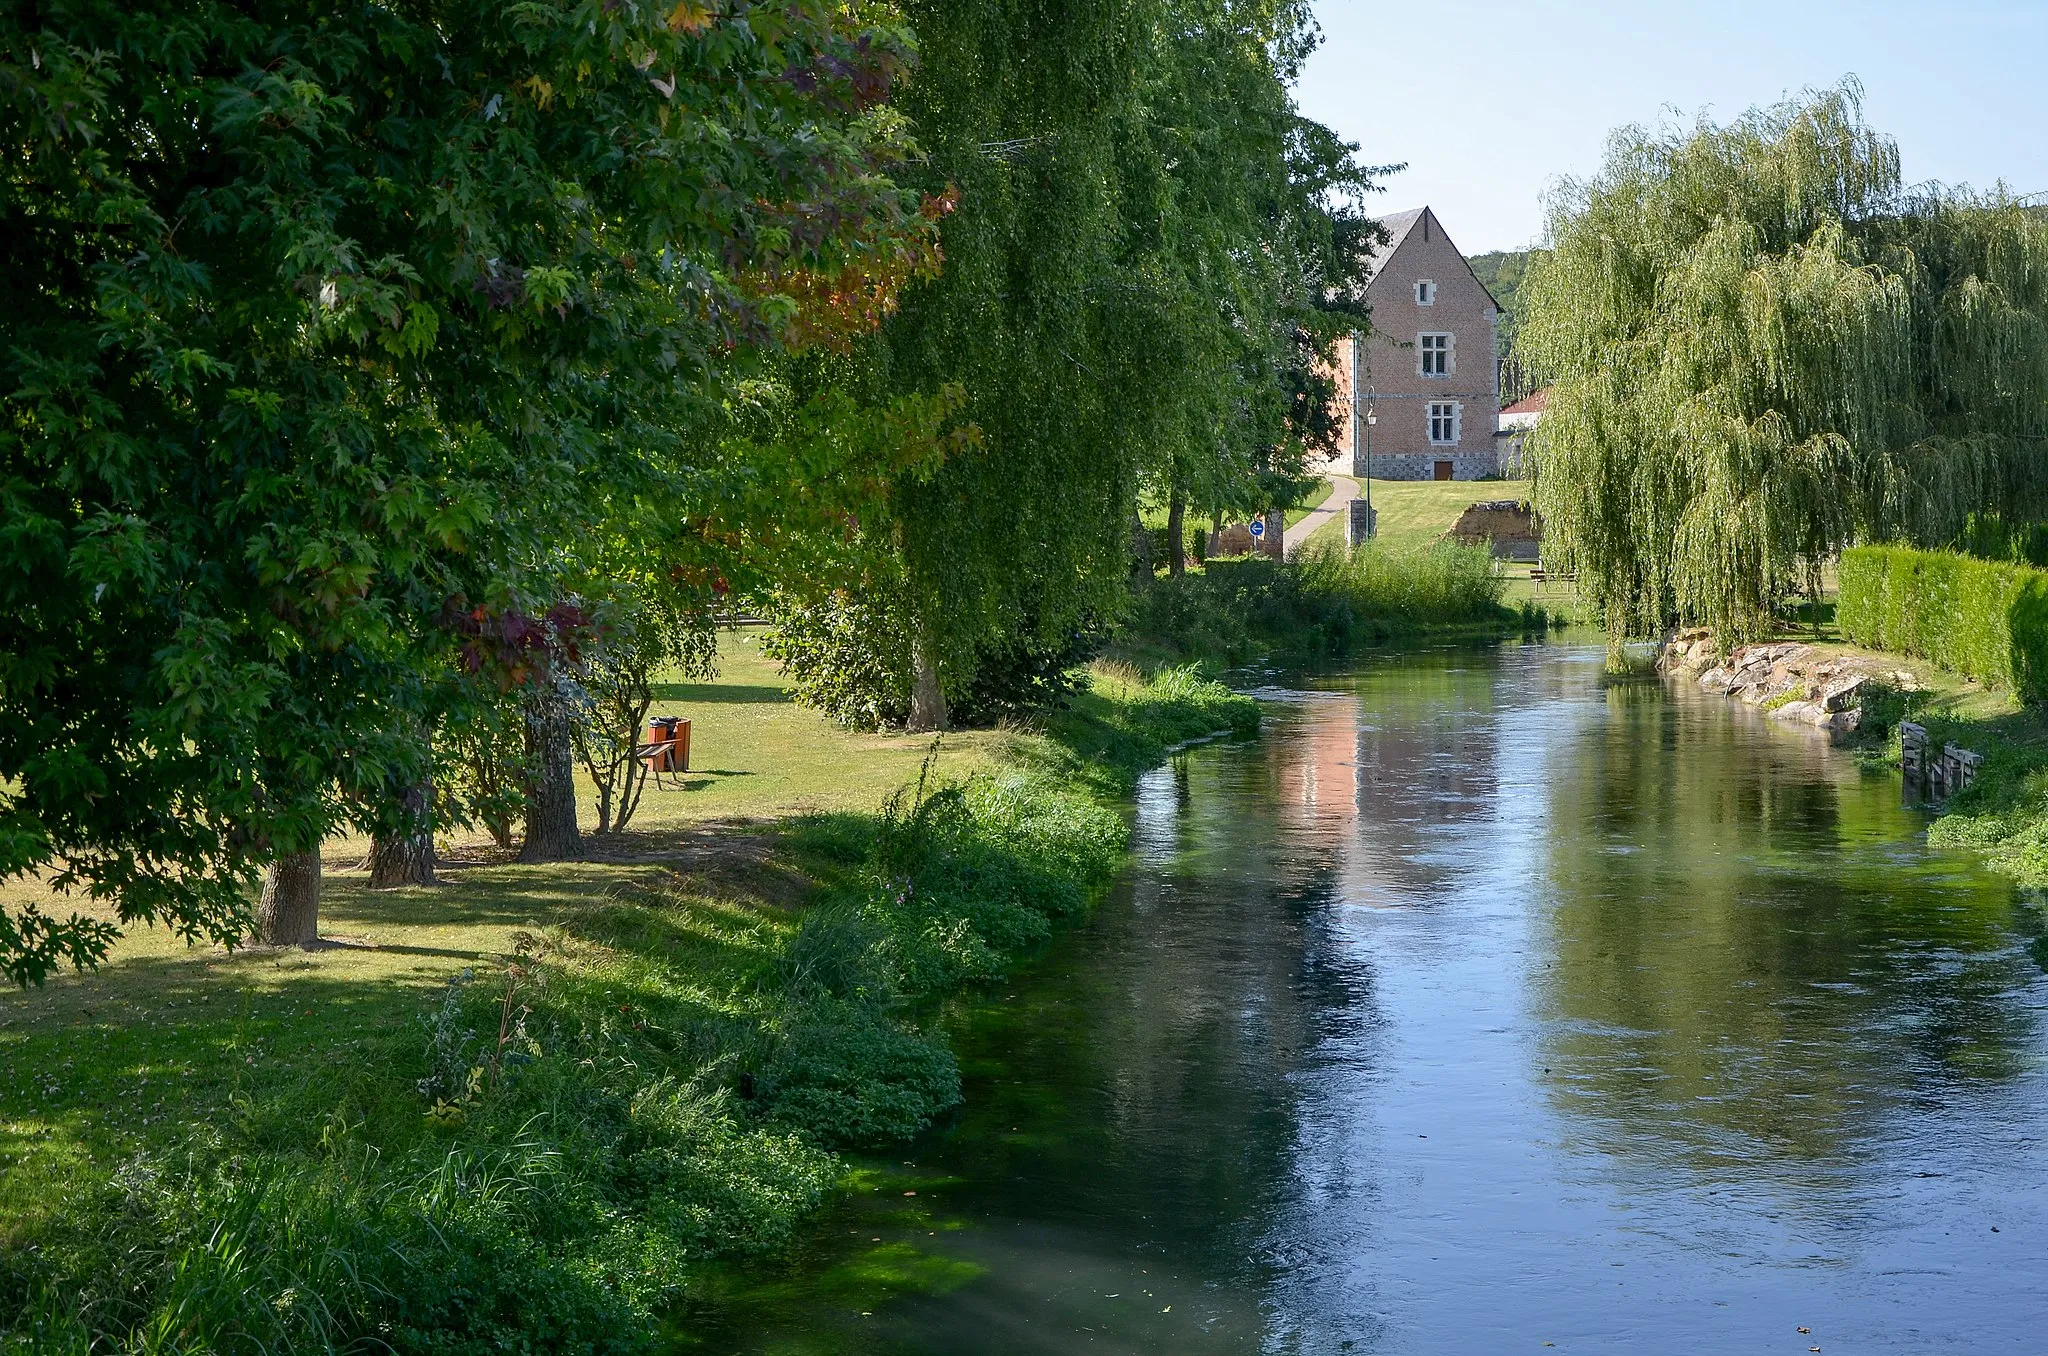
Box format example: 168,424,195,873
637,717,692,790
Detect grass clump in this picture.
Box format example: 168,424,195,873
1122,539,1529,664
0,664,1251,1354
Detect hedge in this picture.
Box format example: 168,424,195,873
1837,545,2048,702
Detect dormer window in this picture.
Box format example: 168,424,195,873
1416,280,1437,306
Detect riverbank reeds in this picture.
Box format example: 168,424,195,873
0,665,1257,1354
1121,539,1533,664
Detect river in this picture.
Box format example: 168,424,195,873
687,640,2048,1353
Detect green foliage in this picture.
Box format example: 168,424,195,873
764,0,1385,708
0,659,1257,1351
0,0,928,981
1884,702,2048,886
1519,81,2048,650
0,760,1133,1352
1123,542,1513,662
1469,248,1544,320
1838,545,2048,701
761,587,915,729
763,588,1103,730
1468,247,1548,378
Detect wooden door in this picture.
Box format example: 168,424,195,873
1433,460,1453,481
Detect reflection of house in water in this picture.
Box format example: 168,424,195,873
1270,658,1518,900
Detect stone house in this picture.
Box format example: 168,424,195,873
1332,207,1502,481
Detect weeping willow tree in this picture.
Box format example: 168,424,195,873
758,0,1378,727
1518,82,2048,657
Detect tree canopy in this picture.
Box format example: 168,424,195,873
0,0,927,981
1518,82,2048,650
761,0,1381,724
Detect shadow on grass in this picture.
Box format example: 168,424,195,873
652,681,789,705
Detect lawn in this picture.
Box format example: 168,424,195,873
0,646,1262,1352
1282,476,1335,528
1353,476,1533,551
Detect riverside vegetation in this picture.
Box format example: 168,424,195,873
0,662,1258,1354
1,1,1378,1340
1123,539,1552,666
1825,543,2048,896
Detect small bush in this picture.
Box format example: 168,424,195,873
1837,545,2048,701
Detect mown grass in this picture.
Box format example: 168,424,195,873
0,662,1258,1355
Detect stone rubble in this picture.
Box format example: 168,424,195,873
1658,628,1921,734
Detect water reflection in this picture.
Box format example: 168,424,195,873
1537,679,2038,1180
698,641,2048,1354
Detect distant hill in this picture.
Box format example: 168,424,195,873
1469,248,1543,323
1469,248,1548,403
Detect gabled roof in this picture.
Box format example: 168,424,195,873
1501,387,1550,416
1364,206,1501,310
1365,207,1428,279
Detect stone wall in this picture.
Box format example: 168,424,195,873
1445,499,1540,561
1659,630,1918,734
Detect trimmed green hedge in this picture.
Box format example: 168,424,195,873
1837,545,2048,701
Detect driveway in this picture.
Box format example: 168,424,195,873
1285,475,1359,556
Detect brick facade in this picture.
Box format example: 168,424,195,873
1345,208,1501,481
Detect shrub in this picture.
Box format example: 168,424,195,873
1123,539,1509,662
1837,545,2048,701
760,589,914,730
761,592,1104,730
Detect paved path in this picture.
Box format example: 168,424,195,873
1285,475,1358,556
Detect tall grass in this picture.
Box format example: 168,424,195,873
1290,538,1507,624
1122,539,1518,663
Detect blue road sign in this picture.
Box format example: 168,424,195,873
1248,518,1266,540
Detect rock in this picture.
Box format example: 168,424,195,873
1820,674,1868,712
1771,699,1832,726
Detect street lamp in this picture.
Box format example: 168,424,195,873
1363,403,1376,533
1345,332,1381,548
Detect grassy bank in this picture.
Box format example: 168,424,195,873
1122,538,1550,666
1713,623,2048,890
1841,665,2048,886
0,662,1257,1354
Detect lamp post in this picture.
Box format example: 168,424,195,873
1364,404,1376,531
1347,330,1379,548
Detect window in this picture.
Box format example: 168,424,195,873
1419,332,1452,376
1428,401,1461,445
1416,280,1437,306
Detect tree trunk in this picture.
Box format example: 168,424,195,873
1166,487,1187,577
367,776,436,888
519,680,584,862
257,850,321,947
907,628,948,733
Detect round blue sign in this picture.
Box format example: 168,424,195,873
1248,518,1266,539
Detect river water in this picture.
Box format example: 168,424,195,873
692,640,2048,1353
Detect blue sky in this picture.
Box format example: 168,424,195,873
1295,1,2048,256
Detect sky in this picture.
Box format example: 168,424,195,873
1295,0,2048,256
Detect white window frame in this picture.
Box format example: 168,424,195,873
1428,401,1462,446
1418,331,1454,377
1416,279,1437,306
